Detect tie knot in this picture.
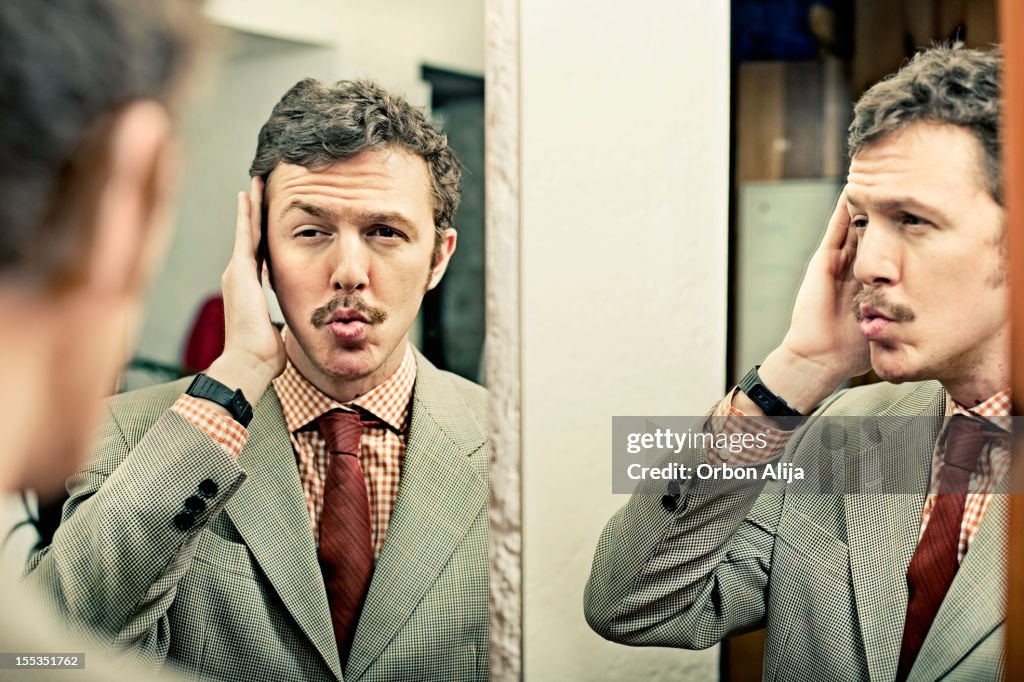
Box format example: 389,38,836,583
943,414,995,472
316,410,364,457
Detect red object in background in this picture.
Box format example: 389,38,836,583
183,295,225,374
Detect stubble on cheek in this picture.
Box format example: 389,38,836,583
422,265,434,293
985,236,1008,288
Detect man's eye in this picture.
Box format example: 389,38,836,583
852,217,868,230
297,229,324,238
901,213,928,226
372,225,405,239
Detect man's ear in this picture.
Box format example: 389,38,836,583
86,100,176,296
427,228,458,291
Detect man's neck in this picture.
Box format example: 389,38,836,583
939,329,1011,407
942,368,1010,408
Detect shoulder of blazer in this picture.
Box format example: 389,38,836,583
439,369,488,422
815,379,945,418
411,350,489,450
103,376,196,440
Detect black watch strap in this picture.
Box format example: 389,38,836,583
185,373,254,427
737,365,803,419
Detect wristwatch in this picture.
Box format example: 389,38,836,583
185,373,254,427
737,365,803,419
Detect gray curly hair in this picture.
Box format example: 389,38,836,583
848,44,1002,204
250,78,462,246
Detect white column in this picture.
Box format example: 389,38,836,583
517,0,731,678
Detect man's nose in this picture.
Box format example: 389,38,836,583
329,234,370,293
852,224,901,287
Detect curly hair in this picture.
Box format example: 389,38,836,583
848,44,1002,203
250,79,462,244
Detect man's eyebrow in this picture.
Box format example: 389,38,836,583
277,202,420,231
845,195,952,224
356,210,419,232
279,200,337,221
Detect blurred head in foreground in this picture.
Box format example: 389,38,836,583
0,0,204,495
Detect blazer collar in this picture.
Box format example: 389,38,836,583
345,350,488,681
909,479,1007,680
843,382,944,682
844,381,1009,681
224,388,343,679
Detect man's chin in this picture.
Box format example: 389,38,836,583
869,348,921,385
321,356,378,382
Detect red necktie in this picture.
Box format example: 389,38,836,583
316,410,376,665
896,414,1002,681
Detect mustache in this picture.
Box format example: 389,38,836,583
310,295,388,328
851,289,915,322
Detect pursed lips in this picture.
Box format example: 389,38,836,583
328,308,370,324
857,305,892,323
857,304,897,341
326,308,373,342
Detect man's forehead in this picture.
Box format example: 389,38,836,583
264,152,432,212
847,125,993,206
266,148,428,187
848,124,986,182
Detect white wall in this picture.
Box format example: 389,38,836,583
520,0,730,679
207,0,484,106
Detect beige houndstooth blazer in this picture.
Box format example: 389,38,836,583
585,380,1005,681
26,350,489,681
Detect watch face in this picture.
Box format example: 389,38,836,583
231,394,253,426
739,367,800,418
749,385,770,406
188,374,252,425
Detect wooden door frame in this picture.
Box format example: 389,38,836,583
1004,0,1024,675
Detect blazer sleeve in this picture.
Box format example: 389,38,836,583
583,448,786,648
584,391,848,649
24,399,247,665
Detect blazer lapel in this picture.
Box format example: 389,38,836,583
346,354,488,682
909,480,1008,681
224,388,342,680
843,385,944,682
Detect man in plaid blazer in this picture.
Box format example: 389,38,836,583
27,80,489,681
586,45,1009,680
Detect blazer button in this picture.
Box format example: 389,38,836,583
184,495,206,514
197,479,218,498
173,512,195,531
661,494,679,512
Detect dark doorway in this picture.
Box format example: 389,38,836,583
420,65,486,383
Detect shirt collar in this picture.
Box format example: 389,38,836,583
273,341,417,435
946,387,1011,432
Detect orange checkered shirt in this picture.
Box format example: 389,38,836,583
710,386,1010,564
171,342,416,558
